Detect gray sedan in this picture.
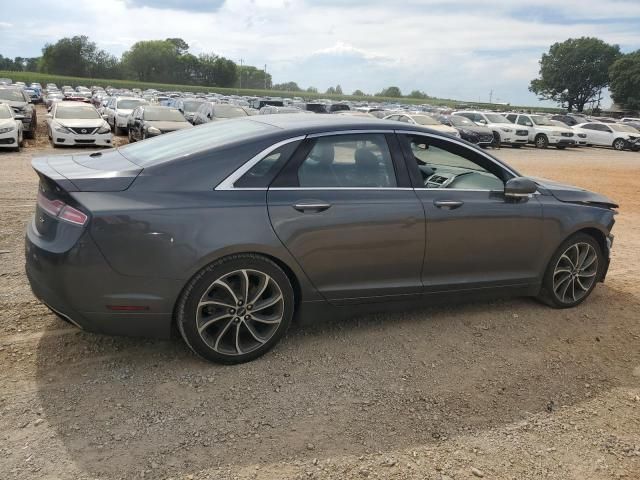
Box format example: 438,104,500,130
25,115,618,364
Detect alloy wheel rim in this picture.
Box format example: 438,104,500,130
552,242,598,303
195,269,284,356
536,137,546,147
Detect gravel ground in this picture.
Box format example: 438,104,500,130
0,106,639,480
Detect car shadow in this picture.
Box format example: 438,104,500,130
34,284,640,477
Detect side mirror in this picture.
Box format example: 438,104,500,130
505,177,537,199
14,114,25,121
102,114,108,120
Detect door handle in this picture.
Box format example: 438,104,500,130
293,201,332,213
434,199,464,210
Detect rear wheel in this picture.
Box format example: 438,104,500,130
535,134,549,149
537,233,603,308
491,131,501,148
556,145,566,150
177,254,294,364
612,138,626,151
127,128,134,143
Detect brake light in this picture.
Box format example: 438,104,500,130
37,190,88,226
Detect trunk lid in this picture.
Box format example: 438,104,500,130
32,149,142,192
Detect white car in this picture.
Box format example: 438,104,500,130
46,102,113,148
104,96,148,134
574,122,640,151
505,113,576,149
383,113,461,137
452,111,527,147
549,120,588,146
0,102,24,151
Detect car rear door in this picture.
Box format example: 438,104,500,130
267,131,426,303
397,131,544,291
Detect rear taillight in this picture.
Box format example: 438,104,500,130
37,191,88,226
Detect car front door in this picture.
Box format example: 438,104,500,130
267,132,426,303
397,132,544,291
516,115,535,142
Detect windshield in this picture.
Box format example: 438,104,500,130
0,89,26,102
144,108,186,122
183,100,204,112
119,119,276,167
0,105,12,119
484,113,509,123
531,115,553,126
117,99,147,110
449,116,474,127
213,105,248,118
55,106,101,119
412,115,440,126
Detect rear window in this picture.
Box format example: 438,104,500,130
118,119,276,167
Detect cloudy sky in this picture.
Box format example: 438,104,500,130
1,0,640,106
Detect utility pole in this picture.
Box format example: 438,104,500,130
264,64,267,90
489,89,493,104
239,58,243,90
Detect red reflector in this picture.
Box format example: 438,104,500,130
36,191,88,226
37,191,65,216
59,205,88,225
106,305,150,311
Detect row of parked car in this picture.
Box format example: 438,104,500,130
1,79,639,153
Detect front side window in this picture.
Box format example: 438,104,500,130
517,116,532,126
402,134,505,191
298,134,397,188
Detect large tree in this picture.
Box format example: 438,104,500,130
236,65,271,89
377,86,402,97
121,40,179,82
529,37,620,112
609,50,640,110
40,35,119,78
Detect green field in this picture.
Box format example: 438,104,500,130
0,70,563,113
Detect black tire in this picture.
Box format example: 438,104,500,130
491,131,501,148
176,254,295,364
556,145,566,150
537,233,604,309
128,128,134,143
511,144,522,148
24,129,35,140
115,126,125,136
612,138,626,151
535,134,549,149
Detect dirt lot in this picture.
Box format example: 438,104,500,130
1,107,639,480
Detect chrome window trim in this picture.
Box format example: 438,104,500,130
307,129,394,138
215,135,306,191
269,187,414,191
395,129,519,178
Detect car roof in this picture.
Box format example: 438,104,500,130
56,101,95,107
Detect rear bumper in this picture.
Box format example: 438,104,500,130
25,222,175,339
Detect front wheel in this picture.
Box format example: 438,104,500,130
176,254,295,364
556,145,566,150
535,134,549,149
537,233,604,308
511,144,522,149
612,138,626,151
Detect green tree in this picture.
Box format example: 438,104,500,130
325,86,336,94
609,50,640,110
121,39,179,82
236,65,271,89
40,35,118,77
335,84,343,94
408,89,428,99
529,37,620,112
306,86,318,93
377,86,402,97
166,38,190,56
352,89,366,96
273,81,302,91
196,53,237,87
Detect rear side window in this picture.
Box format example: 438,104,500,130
234,140,301,188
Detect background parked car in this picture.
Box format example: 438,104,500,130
174,98,206,124
383,113,460,137
104,96,149,134
575,122,640,151
127,106,192,141
453,111,526,147
438,115,494,146
0,103,24,151
0,87,36,139
46,101,113,148
192,103,249,125
505,113,576,149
